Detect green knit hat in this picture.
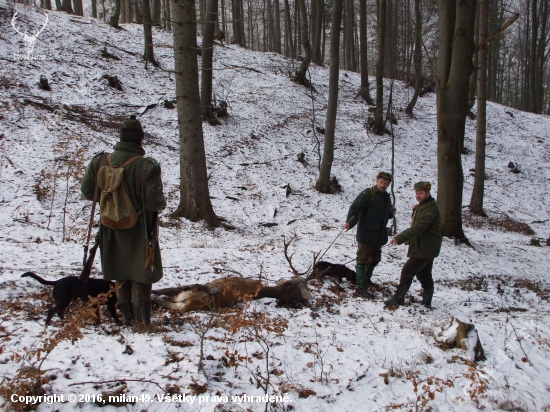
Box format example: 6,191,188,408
119,115,144,142
377,171,392,182
414,181,432,191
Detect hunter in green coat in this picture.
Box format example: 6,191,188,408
344,171,394,299
81,115,166,325
385,182,442,308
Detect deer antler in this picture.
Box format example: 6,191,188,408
11,12,26,37
283,235,313,277
32,13,49,38
11,12,48,39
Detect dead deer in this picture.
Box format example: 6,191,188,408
152,276,311,312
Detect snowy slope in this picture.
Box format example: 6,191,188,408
1,5,550,412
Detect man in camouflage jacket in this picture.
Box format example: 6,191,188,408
81,115,166,325
385,181,442,308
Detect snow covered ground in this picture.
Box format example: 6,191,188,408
1,5,550,411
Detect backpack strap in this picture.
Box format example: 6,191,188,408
106,154,142,169
141,158,147,221
83,152,108,267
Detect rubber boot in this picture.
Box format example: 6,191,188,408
355,265,375,299
365,264,378,288
422,288,434,308
384,282,412,306
134,301,151,326
118,302,134,326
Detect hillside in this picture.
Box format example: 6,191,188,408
1,5,550,411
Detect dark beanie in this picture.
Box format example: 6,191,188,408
119,115,144,142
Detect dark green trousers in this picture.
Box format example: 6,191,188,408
116,280,152,305
400,258,434,290
356,242,382,266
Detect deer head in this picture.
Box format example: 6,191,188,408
11,12,49,58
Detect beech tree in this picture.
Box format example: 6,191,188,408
201,0,220,125
469,0,487,216
315,0,343,193
172,0,220,226
142,0,156,64
405,0,422,116
436,0,476,239
358,0,373,104
372,0,387,135
294,0,313,87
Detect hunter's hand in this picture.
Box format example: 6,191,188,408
391,205,396,213
412,204,419,211
389,238,398,246
343,222,350,231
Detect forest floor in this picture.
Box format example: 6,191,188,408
1,4,550,412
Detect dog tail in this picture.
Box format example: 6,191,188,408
21,272,56,285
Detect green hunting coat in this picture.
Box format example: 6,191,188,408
346,186,393,245
395,197,442,259
81,142,166,284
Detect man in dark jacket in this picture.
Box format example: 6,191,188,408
344,171,394,298
81,115,166,326
385,181,442,308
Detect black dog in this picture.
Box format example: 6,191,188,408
21,272,120,325
310,261,356,284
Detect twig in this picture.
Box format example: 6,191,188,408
69,378,165,392
219,268,243,276
307,70,321,171
358,306,380,334
220,62,262,73
510,322,534,367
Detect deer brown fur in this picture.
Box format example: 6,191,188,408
153,276,311,312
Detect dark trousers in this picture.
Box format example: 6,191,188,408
116,280,152,304
400,258,434,290
356,242,382,266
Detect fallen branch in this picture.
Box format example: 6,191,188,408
221,62,262,73
69,378,165,392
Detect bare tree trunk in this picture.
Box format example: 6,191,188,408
274,0,282,53
316,0,343,193
152,0,161,24
470,0,487,216
142,0,156,64
220,0,226,35
373,0,386,135
467,2,480,113
294,0,313,88
61,0,73,13
359,0,373,103
165,0,171,29
296,0,301,56
284,0,294,58
72,0,82,15
312,0,322,63
529,0,538,113
91,0,97,16
405,0,422,115
232,0,245,46
437,0,476,239
110,0,122,27
171,0,220,227
268,0,275,51
201,0,220,125
345,0,354,71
